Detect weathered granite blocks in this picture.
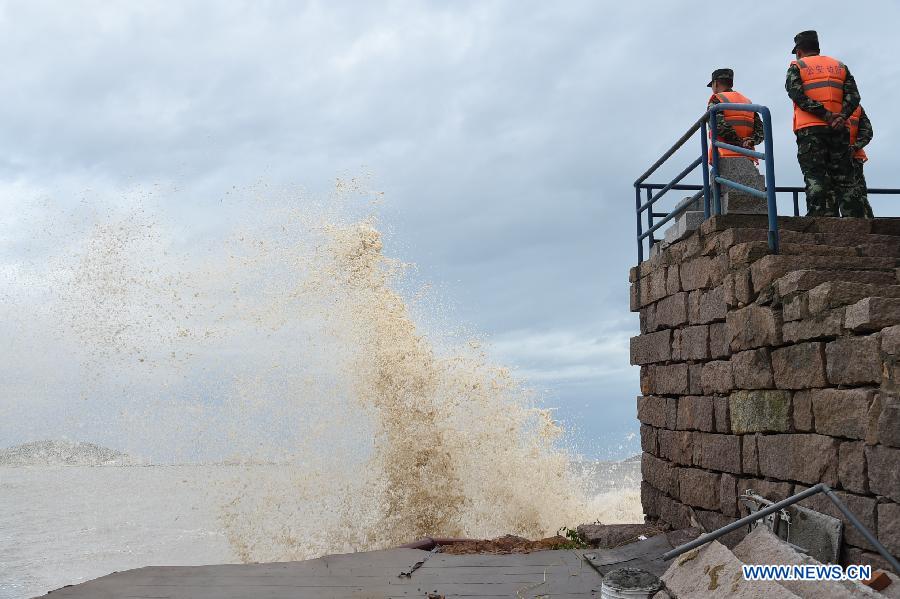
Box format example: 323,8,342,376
631,215,900,560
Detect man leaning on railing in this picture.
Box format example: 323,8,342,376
706,68,767,212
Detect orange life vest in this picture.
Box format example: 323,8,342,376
847,105,868,162
707,90,756,163
790,55,847,131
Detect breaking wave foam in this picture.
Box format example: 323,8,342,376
8,179,641,564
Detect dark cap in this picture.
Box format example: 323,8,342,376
792,30,819,54
707,68,734,88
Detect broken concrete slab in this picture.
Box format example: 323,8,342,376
732,527,879,598
662,539,800,598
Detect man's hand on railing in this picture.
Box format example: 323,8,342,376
740,139,755,149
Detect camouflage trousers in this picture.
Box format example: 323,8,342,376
796,126,859,217
825,158,875,217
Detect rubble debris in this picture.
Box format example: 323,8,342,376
438,534,571,554
732,526,879,598
576,522,666,548
662,539,800,598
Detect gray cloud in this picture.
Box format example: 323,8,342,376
1,1,899,457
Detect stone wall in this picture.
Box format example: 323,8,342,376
630,214,900,569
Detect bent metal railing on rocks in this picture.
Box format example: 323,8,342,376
660,483,900,576
634,103,778,262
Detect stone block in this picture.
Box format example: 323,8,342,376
845,297,900,333
641,364,690,395
576,523,665,549
811,388,877,439
676,395,715,432
782,294,809,322
842,547,897,573
658,492,693,530
782,310,844,344
807,281,900,315
882,324,900,355
630,330,672,365
696,510,750,548
729,390,791,433
878,394,900,448
708,322,730,359
639,305,655,333
798,487,877,551
654,292,689,328
701,360,733,395
739,477,794,503
642,452,679,498
672,325,708,361
658,429,696,466
649,268,668,303
688,285,726,324
637,395,667,428
723,269,754,307
867,393,883,446
775,269,896,297
720,472,739,517
727,304,782,351
772,342,827,389
729,241,770,267
640,424,658,454
630,282,640,312
826,335,881,385
757,434,838,486
678,467,720,510
792,390,814,432
866,445,900,502
688,363,703,395
695,432,741,474
838,441,868,494
663,540,795,598
714,396,730,433
751,255,895,293
680,256,727,292
641,481,661,518
666,264,681,294
664,210,705,244
877,502,900,555
730,348,774,389
741,434,759,475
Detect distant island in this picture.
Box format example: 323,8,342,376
0,440,133,466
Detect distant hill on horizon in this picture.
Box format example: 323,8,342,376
0,440,133,466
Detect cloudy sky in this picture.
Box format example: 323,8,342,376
1,1,899,459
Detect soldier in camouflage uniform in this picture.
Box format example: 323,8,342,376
785,30,862,217
707,68,765,151
849,106,875,218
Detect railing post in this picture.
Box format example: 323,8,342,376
646,188,655,250
760,107,779,254
635,186,644,262
709,107,722,215
699,119,711,219
793,191,800,217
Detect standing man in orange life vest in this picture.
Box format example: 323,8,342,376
785,30,862,217
843,105,875,217
707,68,764,160
707,68,765,207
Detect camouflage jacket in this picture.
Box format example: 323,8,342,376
707,93,765,147
855,106,873,150
785,62,861,121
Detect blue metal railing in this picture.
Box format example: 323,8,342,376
642,183,900,219
634,103,777,262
